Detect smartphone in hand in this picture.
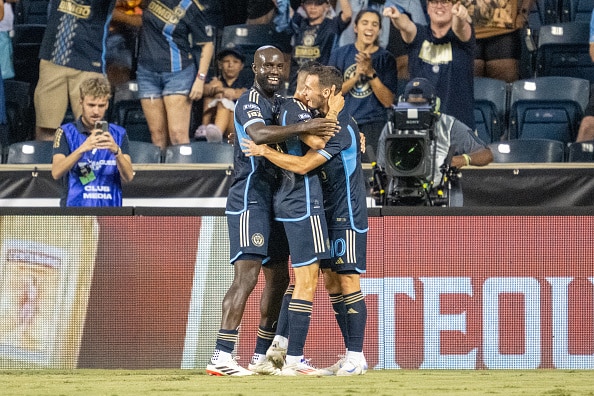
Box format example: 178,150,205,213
94,120,108,134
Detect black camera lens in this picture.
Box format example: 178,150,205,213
388,138,425,173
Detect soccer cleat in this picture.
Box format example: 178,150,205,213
206,357,254,376
318,355,346,376
336,356,368,376
265,341,287,369
280,358,321,376
248,359,281,375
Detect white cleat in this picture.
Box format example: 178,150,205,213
336,356,368,376
248,359,282,375
318,355,346,376
265,341,287,369
280,358,322,376
206,357,254,376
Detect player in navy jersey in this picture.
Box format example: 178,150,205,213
52,77,134,207
242,65,369,376
207,46,339,377
34,0,116,141
136,0,215,149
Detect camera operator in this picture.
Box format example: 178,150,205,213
51,77,134,207
376,77,493,206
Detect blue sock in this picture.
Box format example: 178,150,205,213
215,328,238,354
344,291,367,353
254,325,275,355
329,293,348,349
287,299,313,357
275,285,294,338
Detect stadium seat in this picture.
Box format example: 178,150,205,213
535,21,594,82
14,0,50,24
128,141,162,163
164,141,234,164
508,76,589,143
6,140,54,164
12,24,46,85
567,140,594,162
4,80,34,144
560,0,594,21
473,77,508,143
488,139,566,163
112,99,151,143
220,23,292,70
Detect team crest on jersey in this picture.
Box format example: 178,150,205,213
345,64,372,99
251,233,264,247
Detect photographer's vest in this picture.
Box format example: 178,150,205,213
62,123,126,207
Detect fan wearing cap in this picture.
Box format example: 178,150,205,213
384,0,476,130
196,48,252,142
377,78,493,206
284,0,352,95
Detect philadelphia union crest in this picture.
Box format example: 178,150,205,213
345,64,372,99
251,233,264,247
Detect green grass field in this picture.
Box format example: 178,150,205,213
1,370,594,396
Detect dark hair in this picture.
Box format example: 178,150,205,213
354,8,382,26
309,65,343,93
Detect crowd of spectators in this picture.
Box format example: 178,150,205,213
1,0,593,157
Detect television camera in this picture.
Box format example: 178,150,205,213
371,102,459,206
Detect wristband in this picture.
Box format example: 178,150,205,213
462,153,471,166
113,146,121,156
198,72,206,81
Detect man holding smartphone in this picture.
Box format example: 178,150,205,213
51,76,134,207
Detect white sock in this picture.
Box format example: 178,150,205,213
273,335,288,349
211,350,232,364
285,354,303,365
250,353,266,365
346,351,364,361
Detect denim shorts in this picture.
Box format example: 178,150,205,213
136,63,196,99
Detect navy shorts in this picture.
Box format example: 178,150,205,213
136,63,196,99
228,208,289,264
320,228,367,274
281,211,331,267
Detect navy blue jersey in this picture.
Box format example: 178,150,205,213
407,23,476,129
317,111,368,232
39,0,116,73
274,98,325,221
138,0,214,73
226,87,283,215
328,44,399,125
54,119,130,207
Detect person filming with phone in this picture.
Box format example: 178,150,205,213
51,76,134,207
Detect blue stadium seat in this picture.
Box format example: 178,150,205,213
6,141,54,164
220,24,291,69
567,140,594,161
488,139,566,163
164,141,234,164
128,141,162,164
508,76,590,143
473,77,508,143
536,21,594,82
112,99,151,143
12,24,46,85
560,0,594,21
14,0,50,25
4,80,34,144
